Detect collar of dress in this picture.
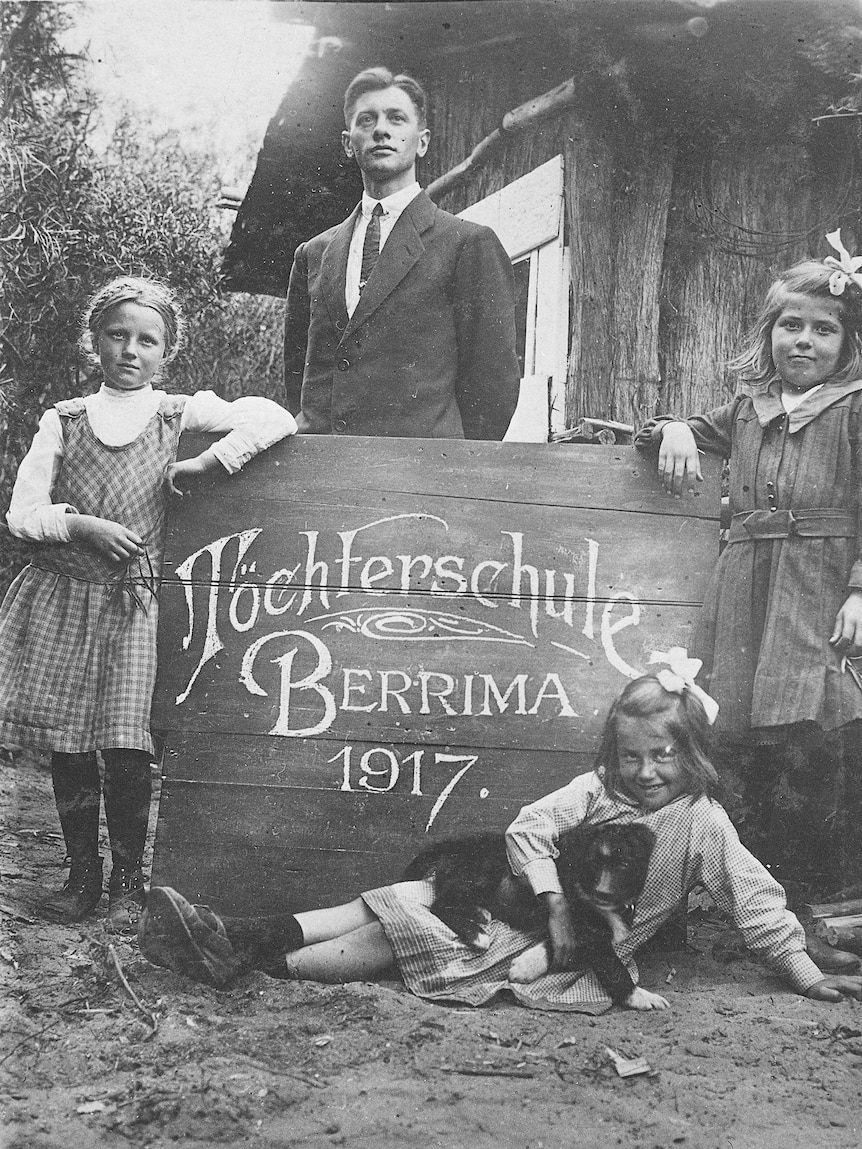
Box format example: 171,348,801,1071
744,377,862,432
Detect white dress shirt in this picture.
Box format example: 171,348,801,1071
345,182,422,317
7,385,296,543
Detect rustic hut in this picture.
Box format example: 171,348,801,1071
222,0,862,437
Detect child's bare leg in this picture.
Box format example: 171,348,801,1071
284,921,396,983
294,896,377,944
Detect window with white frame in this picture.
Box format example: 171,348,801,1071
459,155,569,442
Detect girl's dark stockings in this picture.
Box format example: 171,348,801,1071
51,751,101,863
219,914,305,977
102,748,152,872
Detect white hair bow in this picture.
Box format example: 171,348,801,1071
824,230,862,297
647,647,719,725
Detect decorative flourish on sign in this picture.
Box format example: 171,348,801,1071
306,606,535,645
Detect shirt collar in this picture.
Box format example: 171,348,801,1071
746,376,862,432
98,382,155,402
361,182,421,220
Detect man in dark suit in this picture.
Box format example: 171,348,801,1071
283,67,520,439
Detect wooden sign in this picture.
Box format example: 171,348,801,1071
151,435,719,915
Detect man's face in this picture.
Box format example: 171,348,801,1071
342,85,430,192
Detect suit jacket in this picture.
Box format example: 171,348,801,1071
283,191,520,439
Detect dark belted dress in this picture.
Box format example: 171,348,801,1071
637,379,862,738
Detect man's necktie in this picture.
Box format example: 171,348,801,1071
359,202,384,293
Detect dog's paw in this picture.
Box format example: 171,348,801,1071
624,986,670,1011
462,909,492,952
508,943,550,984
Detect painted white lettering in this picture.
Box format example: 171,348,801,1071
462,673,475,716
418,672,458,716
397,552,433,593
240,629,336,737
297,532,330,615
264,567,300,616
582,537,599,640
504,531,540,636
174,529,261,704
431,555,467,595
379,671,413,714
469,559,506,609
544,570,578,629
601,593,641,678
361,555,395,592
229,568,260,633
479,674,528,715
357,747,399,793
528,673,576,717
341,668,376,712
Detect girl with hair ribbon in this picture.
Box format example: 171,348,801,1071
636,233,862,967
0,276,296,931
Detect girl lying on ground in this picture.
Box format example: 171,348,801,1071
138,658,862,1011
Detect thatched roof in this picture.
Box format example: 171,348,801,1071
222,0,862,296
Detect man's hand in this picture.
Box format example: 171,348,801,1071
657,422,702,497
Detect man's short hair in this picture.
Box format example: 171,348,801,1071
343,67,427,127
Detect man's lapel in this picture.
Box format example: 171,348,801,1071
319,206,359,330
345,192,437,336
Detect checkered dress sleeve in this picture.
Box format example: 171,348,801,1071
506,772,634,896
688,801,823,992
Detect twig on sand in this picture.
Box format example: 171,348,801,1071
440,1063,536,1079
0,1017,64,1068
106,943,158,1035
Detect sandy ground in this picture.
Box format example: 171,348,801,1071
2,750,862,1149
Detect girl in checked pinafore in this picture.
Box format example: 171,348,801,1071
636,233,862,927
0,277,296,931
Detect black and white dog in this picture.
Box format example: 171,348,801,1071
403,822,668,1010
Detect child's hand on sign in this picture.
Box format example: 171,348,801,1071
658,422,702,497
164,449,221,498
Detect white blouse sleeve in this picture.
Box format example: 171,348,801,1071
180,392,297,474
5,409,76,542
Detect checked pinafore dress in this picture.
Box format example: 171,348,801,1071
0,395,186,756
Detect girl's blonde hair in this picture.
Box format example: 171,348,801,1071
80,276,186,371
731,260,862,387
596,674,721,803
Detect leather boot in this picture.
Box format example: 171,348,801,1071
106,864,146,934
138,888,304,987
103,749,151,934
41,855,104,922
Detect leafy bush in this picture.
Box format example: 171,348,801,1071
1,3,286,592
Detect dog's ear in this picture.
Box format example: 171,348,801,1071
555,824,593,864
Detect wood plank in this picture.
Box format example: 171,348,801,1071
163,434,718,520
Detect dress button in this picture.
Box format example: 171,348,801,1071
337,359,350,372
334,419,347,433
766,481,775,489
769,505,777,513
